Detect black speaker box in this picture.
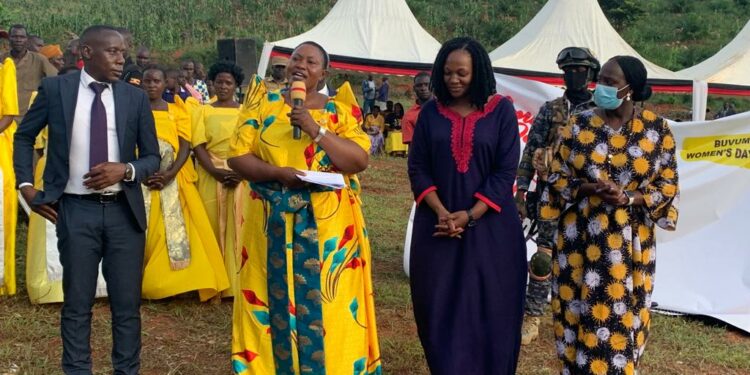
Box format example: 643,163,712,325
217,39,257,86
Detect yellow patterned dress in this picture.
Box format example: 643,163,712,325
141,103,230,301
0,57,18,296
191,104,242,297
540,109,679,375
229,77,381,374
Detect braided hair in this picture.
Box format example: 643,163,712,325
430,37,496,110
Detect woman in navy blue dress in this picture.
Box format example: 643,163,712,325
408,37,527,375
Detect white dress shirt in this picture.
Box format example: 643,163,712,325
65,69,122,194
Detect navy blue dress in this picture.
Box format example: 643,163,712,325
407,95,527,375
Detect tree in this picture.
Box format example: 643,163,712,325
0,3,11,27
599,0,644,30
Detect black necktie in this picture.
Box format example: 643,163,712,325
89,82,108,169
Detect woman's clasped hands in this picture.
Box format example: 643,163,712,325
594,178,629,206
433,208,470,239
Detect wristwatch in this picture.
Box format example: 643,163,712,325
624,190,635,206
466,208,477,227
313,126,328,143
124,163,134,181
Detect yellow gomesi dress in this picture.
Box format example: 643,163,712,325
141,102,229,301
229,76,381,374
25,126,65,303
0,57,18,296
191,104,242,297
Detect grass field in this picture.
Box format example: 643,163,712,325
1,157,749,374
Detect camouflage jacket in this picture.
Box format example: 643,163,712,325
516,95,595,191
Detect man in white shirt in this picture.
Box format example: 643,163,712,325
13,25,160,375
361,74,376,115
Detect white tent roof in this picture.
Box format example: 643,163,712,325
489,0,687,82
678,21,750,87
270,0,441,66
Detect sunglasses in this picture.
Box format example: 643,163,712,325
557,48,592,62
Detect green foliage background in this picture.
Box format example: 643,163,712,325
3,0,749,71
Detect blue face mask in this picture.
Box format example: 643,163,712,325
593,84,629,110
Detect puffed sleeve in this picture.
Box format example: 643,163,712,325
191,104,208,148
184,96,201,117
229,75,266,158
170,98,198,181
172,96,192,142
327,82,370,149
330,101,370,154
0,58,19,117
329,82,369,153
641,117,679,230
473,97,520,212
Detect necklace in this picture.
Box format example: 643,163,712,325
601,107,636,134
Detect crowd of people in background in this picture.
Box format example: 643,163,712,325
2,23,387,375
0,21,682,375
360,75,413,156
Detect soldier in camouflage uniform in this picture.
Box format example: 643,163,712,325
515,47,600,345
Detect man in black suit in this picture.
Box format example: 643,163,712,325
13,25,160,375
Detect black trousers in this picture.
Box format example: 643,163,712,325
57,195,144,375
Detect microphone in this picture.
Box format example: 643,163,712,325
290,81,306,139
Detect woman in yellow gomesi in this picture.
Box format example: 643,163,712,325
540,56,679,375
140,66,229,301
227,42,381,374
192,61,244,297
0,56,18,296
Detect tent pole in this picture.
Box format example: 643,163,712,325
257,42,274,78
692,80,708,121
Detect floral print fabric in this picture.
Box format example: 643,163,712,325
540,109,679,375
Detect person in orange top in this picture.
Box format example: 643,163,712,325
39,44,65,71
402,71,431,145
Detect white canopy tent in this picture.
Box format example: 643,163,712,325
679,21,750,121
488,0,691,91
256,0,442,77
679,21,750,88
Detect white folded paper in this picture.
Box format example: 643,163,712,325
297,170,346,189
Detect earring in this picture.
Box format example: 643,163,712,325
625,92,632,101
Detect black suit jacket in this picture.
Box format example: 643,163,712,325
13,71,160,232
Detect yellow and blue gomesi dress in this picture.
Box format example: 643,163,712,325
141,101,230,301
0,57,18,296
229,76,381,374
540,109,679,375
